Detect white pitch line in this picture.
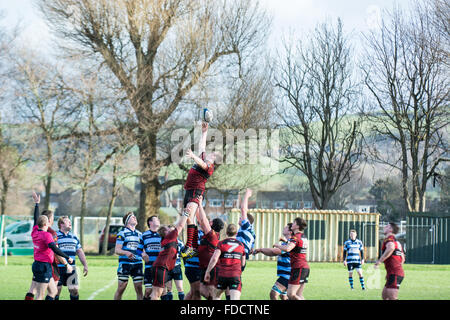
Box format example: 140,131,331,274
88,279,116,300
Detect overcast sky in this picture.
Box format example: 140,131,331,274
0,0,414,51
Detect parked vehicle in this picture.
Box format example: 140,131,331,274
98,224,123,254
4,221,33,248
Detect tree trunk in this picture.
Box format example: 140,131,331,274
102,161,120,255
0,180,7,216
80,185,88,248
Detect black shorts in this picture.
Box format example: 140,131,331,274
167,265,183,281
385,274,404,289
289,267,310,285
117,263,143,283
151,266,170,288
183,189,204,208
144,267,154,288
185,266,201,283
32,261,53,284
57,266,78,287
217,276,242,291
347,263,362,272
276,276,289,289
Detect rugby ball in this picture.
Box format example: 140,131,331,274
203,108,213,123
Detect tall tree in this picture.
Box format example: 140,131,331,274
361,3,449,212
38,0,271,227
275,19,364,209
12,51,75,210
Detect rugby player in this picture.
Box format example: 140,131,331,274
196,197,224,300
142,215,161,300
55,216,88,300
183,212,203,300
343,229,365,290
114,212,148,300
273,217,310,300
254,223,292,300
374,222,405,300
182,121,220,258
162,234,185,300
204,223,245,300
150,205,196,300
236,188,256,270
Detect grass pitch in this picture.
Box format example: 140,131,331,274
1,255,449,300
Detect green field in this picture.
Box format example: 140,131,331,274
1,255,449,300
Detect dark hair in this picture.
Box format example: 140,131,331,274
122,212,134,226
389,222,400,234
41,209,54,220
147,215,158,228
226,223,238,237
287,223,293,232
157,226,169,239
211,218,224,233
293,217,307,231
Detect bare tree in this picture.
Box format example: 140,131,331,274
0,118,29,216
38,0,271,227
12,51,76,210
361,3,449,212
275,19,365,209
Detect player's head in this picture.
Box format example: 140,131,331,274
385,222,399,235
41,209,54,225
205,151,222,165
349,229,357,240
292,217,307,232
283,223,293,237
157,225,171,239
211,218,224,233
226,223,238,237
147,215,160,231
37,215,49,229
58,216,71,232
123,212,137,228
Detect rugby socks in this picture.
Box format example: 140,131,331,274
45,295,55,300
359,277,365,290
54,295,59,300
186,224,196,248
166,292,173,300
348,276,354,289
226,295,231,300
70,294,79,300
25,293,34,300
178,291,185,300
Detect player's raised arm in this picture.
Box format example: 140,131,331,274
186,148,209,171
32,191,40,226
198,122,208,154
196,196,211,234
239,188,252,225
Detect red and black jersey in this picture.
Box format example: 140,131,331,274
48,227,61,281
381,235,404,275
198,230,220,269
217,238,245,278
153,229,179,270
289,232,309,269
184,152,214,191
